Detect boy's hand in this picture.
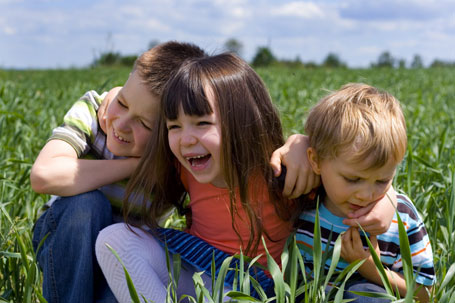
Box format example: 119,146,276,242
342,186,397,235
270,134,320,198
341,227,380,263
99,86,122,133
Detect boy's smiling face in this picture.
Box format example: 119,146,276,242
308,148,398,217
105,71,159,157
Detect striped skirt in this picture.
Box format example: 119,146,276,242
154,228,273,297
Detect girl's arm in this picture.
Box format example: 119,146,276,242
343,186,397,235
270,134,320,198
30,140,139,196
341,227,431,303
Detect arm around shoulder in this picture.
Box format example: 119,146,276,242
30,140,79,194
30,139,139,196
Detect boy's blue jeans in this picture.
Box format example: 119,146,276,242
344,281,390,302
32,190,117,303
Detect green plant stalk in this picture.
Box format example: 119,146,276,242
395,211,415,302
105,243,141,303
311,201,322,301
359,226,394,296
261,237,285,303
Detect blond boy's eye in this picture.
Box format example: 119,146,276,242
377,179,391,185
343,176,359,183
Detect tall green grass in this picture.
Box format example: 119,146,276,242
0,66,454,302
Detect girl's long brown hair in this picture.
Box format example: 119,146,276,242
124,53,295,255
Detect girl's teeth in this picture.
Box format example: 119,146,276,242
187,155,207,160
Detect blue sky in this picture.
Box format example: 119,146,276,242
1,0,454,69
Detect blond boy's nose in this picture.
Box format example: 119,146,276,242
355,187,375,203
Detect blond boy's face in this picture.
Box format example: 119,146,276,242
307,148,397,217
105,71,159,157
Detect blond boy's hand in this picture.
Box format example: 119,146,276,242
343,186,397,235
341,227,380,264
99,86,122,133
270,134,320,198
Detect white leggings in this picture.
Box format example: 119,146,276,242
95,223,215,303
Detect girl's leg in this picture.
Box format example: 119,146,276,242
96,223,202,303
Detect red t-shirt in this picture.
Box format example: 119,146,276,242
181,167,292,266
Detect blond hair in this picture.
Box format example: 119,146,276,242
305,83,407,168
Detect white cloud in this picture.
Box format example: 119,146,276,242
3,26,15,35
1,0,454,68
270,1,325,19
230,7,249,18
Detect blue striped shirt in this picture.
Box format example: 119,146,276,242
296,193,435,286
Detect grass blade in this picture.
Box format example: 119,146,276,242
105,243,141,303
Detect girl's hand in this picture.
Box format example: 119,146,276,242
342,186,397,235
99,86,122,133
270,134,320,198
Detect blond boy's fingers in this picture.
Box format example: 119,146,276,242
342,227,354,248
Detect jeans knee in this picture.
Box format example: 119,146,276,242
47,191,113,236
58,190,111,220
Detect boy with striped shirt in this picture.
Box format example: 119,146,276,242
30,41,206,303
296,83,435,302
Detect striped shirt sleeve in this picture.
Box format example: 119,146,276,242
49,90,106,157
382,194,436,286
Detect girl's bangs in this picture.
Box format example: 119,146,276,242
163,71,213,120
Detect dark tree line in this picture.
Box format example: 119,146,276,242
92,38,454,69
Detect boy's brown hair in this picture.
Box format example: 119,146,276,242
133,41,206,96
305,83,407,169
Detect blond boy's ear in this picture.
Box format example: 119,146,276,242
307,147,321,175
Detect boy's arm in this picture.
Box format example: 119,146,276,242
270,134,320,198
341,227,431,303
30,139,139,196
343,186,397,235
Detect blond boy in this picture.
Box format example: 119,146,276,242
297,83,435,302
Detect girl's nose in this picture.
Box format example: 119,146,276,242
180,130,197,146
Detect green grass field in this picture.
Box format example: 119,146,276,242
1,66,454,302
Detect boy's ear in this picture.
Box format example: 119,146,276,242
307,147,321,175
